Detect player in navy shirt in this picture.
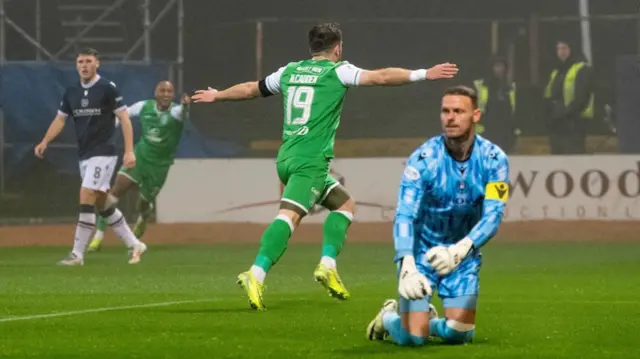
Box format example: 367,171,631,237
35,48,147,265
367,86,510,346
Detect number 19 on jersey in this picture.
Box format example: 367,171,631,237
286,86,315,125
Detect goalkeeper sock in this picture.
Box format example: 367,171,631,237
94,216,106,240
320,211,353,268
382,312,411,346
429,318,475,344
251,214,294,283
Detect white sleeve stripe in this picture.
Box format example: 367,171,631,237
353,70,361,86
57,110,68,117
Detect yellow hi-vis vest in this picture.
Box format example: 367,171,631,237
473,79,516,134
544,61,594,119
473,79,516,114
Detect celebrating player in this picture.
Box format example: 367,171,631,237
366,85,509,345
88,81,191,251
192,21,458,310
35,48,147,265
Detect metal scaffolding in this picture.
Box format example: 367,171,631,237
0,0,184,195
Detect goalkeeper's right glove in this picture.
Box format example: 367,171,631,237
398,255,432,300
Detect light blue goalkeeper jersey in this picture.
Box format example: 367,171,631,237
393,135,510,262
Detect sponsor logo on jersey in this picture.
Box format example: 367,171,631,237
146,128,162,143
73,108,102,117
81,98,89,108
296,66,325,75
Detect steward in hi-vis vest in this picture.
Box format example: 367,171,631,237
472,57,519,153
544,40,594,154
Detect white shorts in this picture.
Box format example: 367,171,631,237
79,156,118,192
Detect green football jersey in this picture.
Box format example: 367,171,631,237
130,99,185,165
266,59,362,161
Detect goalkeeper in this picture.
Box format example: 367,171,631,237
366,85,510,346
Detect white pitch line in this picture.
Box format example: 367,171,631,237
483,299,638,305
0,299,216,323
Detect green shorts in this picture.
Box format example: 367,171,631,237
276,157,339,214
119,158,170,202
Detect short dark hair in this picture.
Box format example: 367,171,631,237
443,85,478,109
77,47,99,59
308,22,342,54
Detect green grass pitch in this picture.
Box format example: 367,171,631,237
1,242,639,358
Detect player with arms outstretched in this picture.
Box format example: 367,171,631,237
34,48,147,265
192,22,458,310
367,86,509,346
88,80,191,251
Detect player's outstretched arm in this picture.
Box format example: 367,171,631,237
192,82,259,103
193,66,286,103
358,63,458,86
35,113,67,159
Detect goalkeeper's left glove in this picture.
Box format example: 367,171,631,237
398,255,433,300
426,237,474,276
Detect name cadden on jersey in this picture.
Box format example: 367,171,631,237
57,75,126,160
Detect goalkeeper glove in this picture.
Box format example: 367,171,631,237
426,237,474,276
398,255,432,300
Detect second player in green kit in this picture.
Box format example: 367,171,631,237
193,21,458,310
88,80,190,251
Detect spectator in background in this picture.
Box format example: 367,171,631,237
543,40,594,154
473,57,519,153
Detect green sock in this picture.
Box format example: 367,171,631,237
96,216,106,232
138,199,153,221
253,215,293,272
322,211,353,259
92,216,106,240
321,211,352,259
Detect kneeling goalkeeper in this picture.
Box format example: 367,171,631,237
366,86,510,346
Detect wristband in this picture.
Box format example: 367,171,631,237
409,69,428,82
